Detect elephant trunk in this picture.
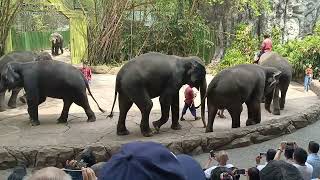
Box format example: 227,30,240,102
200,78,207,128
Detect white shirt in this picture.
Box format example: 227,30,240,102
257,162,268,171
204,164,234,179
293,162,313,180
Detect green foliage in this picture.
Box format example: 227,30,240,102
274,31,320,80
217,23,258,71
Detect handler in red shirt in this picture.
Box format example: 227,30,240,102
254,34,272,63
180,85,200,121
80,62,92,84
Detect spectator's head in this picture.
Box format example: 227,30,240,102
26,167,71,180
216,151,229,166
308,141,319,154
266,149,277,162
247,167,260,180
264,34,270,39
99,141,206,180
78,147,96,167
7,163,27,180
284,145,295,160
293,147,308,165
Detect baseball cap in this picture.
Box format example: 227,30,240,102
260,160,303,180
99,141,206,180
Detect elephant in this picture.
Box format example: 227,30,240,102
205,64,281,133
0,60,105,126
259,52,292,115
108,52,207,137
0,51,52,111
50,32,64,56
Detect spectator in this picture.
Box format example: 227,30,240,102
204,151,234,179
274,141,295,164
26,167,72,180
7,163,27,180
180,85,200,121
80,62,92,84
307,141,320,179
304,64,313,92
260,160,303,180
293,147,313,180
247,167,260,180
256,149,276,171
99,141,206,180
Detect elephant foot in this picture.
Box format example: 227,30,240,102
152,121,163,132
273,109,281,115
141,129,154,137
19,96,27,104
171,123,182,130
180,117,185,121
265,104,271,113
57,118,67,124
246,119,257,126
117,126,130,136
0,106,6,112
280,104,284,110
231,124,240,128
205,127,213,133
7,103,17,109
30,120,40,126
87,117,96,122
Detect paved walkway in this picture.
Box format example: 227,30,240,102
0,74,318,148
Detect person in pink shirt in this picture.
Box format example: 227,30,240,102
80,62,92,84
254,34,272,64
180,85,200,121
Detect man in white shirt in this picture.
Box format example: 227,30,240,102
307,141,320,179
203,150,234,179
256,149,277,171
293,147,313,180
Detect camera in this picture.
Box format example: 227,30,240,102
63,169,83,179
235,169,246,175
259,152,266,156
210,150,215,157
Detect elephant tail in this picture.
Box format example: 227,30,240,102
107,90,117,118
195,94,207,109
85,80,105,113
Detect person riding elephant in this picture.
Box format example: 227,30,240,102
258,52,292,115
205,64,281,133
0,60,104,126
50,32,64,56
108,52,207,137
0,51,52,111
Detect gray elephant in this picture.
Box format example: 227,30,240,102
0,60,104,126
50,32,64,56
108,52,207,137
0,51,52,111
259,52,292,115
205,64,281,132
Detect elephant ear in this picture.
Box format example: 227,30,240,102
5,64,21,87
268,71,281,88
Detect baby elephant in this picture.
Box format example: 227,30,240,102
0,60,105,126
205,64,281,132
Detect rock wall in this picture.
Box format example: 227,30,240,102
267,0,320,41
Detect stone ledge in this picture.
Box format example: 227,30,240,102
0,84,319,170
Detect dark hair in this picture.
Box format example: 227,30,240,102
293,147,308,165
247,167,260,180
264,34,270,39
266,149,277,162
308,141,319,153
284,146,295,159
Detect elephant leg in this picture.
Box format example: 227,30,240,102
280,84,289,110
205,103,218,133
60,43,64,54
246,100,261,126
0,92,6,112
8,88,21,108
227,104,243,128
51,43,55,55
57,99,72,123
74,93,96,122
264,92,273,113
272,86,280,115
117,93,133,136
152,95,172,132
170,92,181,130
27,96,41,126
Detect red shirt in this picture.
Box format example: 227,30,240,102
184,86,195,105
261,38,272,52
80,67,92,81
